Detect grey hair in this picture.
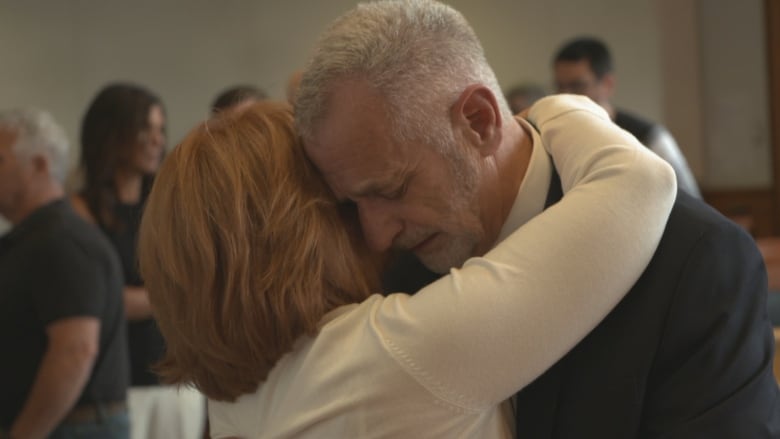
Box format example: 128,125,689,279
295,0,512,152
0,108,70,184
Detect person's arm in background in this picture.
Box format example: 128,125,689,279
10,229,111,439
70,194,153,320
647,127,702,199
10,318,99,439
375,94,677,409
123,286,153,320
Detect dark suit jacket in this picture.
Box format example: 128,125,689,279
383,191,780,438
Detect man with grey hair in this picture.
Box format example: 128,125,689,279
296,0,779,437
0,109,129,438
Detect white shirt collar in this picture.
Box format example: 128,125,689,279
495,116,553,245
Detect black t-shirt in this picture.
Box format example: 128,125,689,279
0,199,128,428
101,198,165,386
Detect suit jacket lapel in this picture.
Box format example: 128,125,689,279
514,348,568,438
513,161,566,438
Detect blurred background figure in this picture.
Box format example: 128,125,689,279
553,36,702,199
70,83,205,439
504,83,547,115
286,70,303,106
0,108,129,438
210,85,267,114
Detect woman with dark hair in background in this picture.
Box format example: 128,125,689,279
71,82,205,439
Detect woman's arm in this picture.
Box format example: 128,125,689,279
375,94,677,410
10,318,99,439
124,285,153,320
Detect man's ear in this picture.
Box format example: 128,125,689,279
30,153,50,176
450,84,502,157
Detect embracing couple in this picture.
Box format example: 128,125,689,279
138,1,780,438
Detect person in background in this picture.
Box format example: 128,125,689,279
296,0,779,436
286,70,303,105
552,36,702,198
0,108,129,438
210,85,267,114
504,83,547,115
0,216,10,235
70,83,205,439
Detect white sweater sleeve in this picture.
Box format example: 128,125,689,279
373,94,677,411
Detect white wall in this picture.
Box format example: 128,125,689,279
462,0,664,121
656,0,706,179
0,0,357,171
697,0,772,189
0,0,772,234
0,0,665,166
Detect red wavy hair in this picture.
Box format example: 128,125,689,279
138,101,379,401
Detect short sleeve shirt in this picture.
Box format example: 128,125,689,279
0,199,129,428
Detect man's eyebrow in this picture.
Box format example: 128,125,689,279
350,165,408,198
351,179,392,198
329,179,387,203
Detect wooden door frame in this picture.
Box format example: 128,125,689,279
705,1,780,237
769,0,780,235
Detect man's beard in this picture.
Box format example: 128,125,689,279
416,146,483,274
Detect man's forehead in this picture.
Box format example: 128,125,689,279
301,78,411,195
305,84,396,171
306,128,413,201
305,119,386,171
307,137,404,197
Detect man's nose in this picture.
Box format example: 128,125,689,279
357,199,402,252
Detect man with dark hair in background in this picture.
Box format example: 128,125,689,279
553,36,702,198
504,83,547,115
211,85,267,114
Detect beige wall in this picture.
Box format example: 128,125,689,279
658,0,771,190
0,0,665,166
0,0,771,233
697,0,772,189
656,0,706,179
